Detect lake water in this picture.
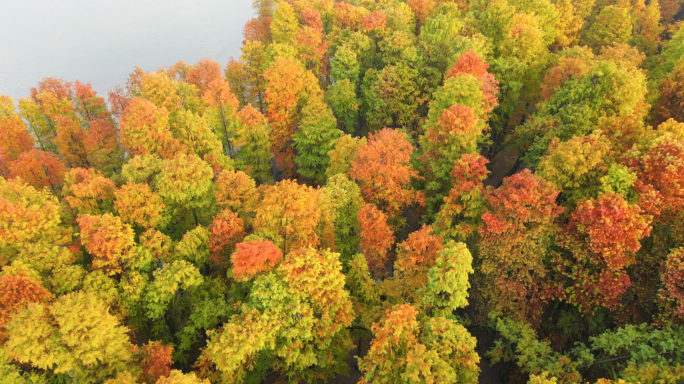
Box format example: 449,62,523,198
0,0,255,99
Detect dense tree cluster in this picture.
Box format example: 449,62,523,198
3,0,684,382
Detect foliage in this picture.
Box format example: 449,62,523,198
358,203,394,278
4,0,684,380
4,292,134,383
350,128,424,223
358,304,480,384
478,170,563,324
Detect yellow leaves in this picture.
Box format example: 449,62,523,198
144,260,203,320
204,307,279,376
253,180,323,253
78,213,136,275
120,98,181,159
420,241,474,316
214,170,259,223
537,131,611,194
5,292,133,381
114,183,167,229
156,370,210,384
0,177,73,272
63,167,117,215
156,153,214,209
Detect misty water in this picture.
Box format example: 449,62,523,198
0,0,254,99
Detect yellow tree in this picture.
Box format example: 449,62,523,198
4,291,134,383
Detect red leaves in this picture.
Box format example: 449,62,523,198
548,193,651,314
140,341,173,384
358,204,395,277
350,128,424,220
566,192,651,270
480,170,563,240
231,239,283,282
209,210,246,268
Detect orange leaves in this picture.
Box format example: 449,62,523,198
55,116,90,168
0,116,34,164
0,270,52,336
433,154,489,241
451,153,489,195
431,104,478,146
114,183,166,229
209,209,246,268
446,50,499,113
231,239,283,282
350,128,424,221
629,140,684,220
407,0,436,26
263,58,320,177
119,97,181,159
358,204,394,277
9,149,65,192
361,10,387,33
540,58,590,101
187,59,223,96
254,179,323,253
77,214,136,275
201,76,240,111
390,225,443,300
395,225,443,277
478,169,563,323
566,192,651,270
140,341,173,384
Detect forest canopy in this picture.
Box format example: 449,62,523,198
2,0,684,383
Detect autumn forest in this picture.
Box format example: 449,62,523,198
2,0,684,382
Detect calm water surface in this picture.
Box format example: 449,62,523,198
0,0,254,99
